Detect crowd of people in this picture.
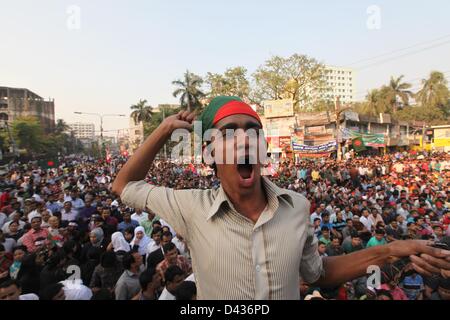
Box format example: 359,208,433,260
0,150,449,300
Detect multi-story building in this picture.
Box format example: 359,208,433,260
152,104,180,113
323,66,356,104
67,122,95,140
128,117,144,153
0,86,55,132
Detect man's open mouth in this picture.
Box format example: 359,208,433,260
237,163,253,179
237,155,255,182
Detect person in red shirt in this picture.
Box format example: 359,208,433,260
443,211,450,226
21,216,49,253
0,189,11,210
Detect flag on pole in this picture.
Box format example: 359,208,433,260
352,136,366,152
105,148,112,163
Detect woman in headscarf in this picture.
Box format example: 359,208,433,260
108,231,131,266
90,228,105,248
130,226,151,262
80,228,105,264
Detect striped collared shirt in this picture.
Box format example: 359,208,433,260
121,177,324,300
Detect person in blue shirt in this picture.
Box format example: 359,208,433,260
117,211,140,233
46,193,62,214
402,273,424,300
320,212,334,231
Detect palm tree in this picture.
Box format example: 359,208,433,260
384,75,413,113
362,89,385,116
172,70,205,112
130,99,153,125
416,71,450,110
55,119,70,134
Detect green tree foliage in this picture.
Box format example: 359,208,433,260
173,71,205,112
416,71,450,117
143,105,181,137
12,116,45,154
396,105,447,125
130,99,153,125
205,67,250,100
383,75,414,113
252,54,328,111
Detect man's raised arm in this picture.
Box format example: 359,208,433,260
111,111,195,196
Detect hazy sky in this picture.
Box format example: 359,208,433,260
1,0,450,136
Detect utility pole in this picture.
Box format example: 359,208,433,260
335,97,353,161
74,112,125,157
162,105,167,159
336,97,342,161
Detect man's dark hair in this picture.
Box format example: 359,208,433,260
124,226,135,235
346,218,352,222
375,228,385,235
12,245,28,253
122,251,136,270
165,265,184,284
375,289,393,300
40,282,64,300
318,241,327,246
100,252,117,268
0,278,19,289
175,281,196,300
162,231,172,239
153,220,162,226
330,235,341,242
0,244,5,252
350,230,360,239
139,268,157,291
313,218,321,223
151,226,162,237
163,242,176,254
321,226,329,232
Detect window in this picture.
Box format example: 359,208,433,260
349,77,352,81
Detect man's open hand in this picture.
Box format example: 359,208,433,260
387,240,450,277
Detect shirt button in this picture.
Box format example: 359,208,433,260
256,265,261,272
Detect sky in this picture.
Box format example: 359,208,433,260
1,0,450,136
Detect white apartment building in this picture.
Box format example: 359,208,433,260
323,66,356,104
68,122,95,139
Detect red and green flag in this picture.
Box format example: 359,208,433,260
352,136,366,152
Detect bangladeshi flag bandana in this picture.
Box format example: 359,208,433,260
198,96,261,135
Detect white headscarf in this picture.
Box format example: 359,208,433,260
111,232,130,253
130,226,151,256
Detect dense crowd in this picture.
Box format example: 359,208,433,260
0,151,450,300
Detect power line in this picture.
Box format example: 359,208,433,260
342,33,450,67
353,40,450,71
351,72,450,99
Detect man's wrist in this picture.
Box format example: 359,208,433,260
159,121,174,138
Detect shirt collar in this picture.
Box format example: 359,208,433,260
206,176,294,221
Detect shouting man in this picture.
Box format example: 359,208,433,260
113,96,450,300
